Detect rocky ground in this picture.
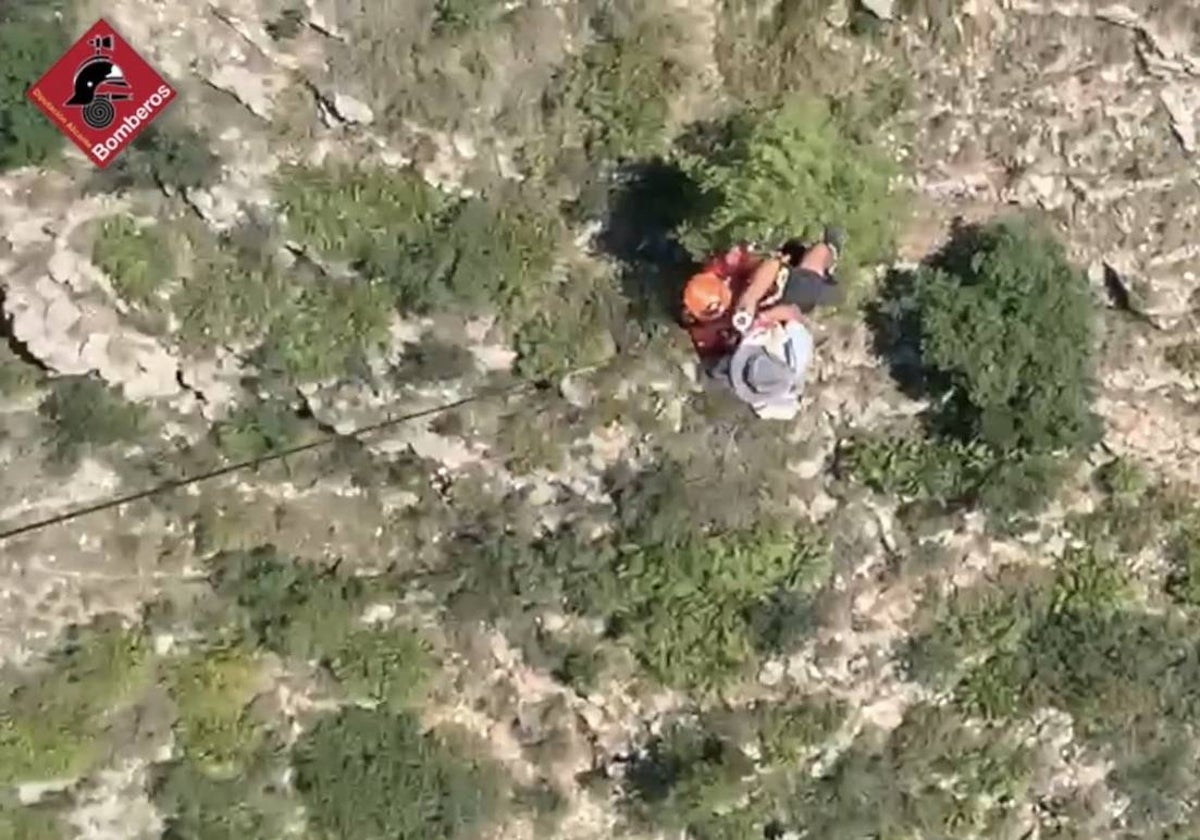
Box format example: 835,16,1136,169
2,0,1200,838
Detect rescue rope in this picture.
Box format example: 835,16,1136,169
0,379,541,544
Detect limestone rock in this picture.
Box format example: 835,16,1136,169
332,93,375,125
858,0,895,20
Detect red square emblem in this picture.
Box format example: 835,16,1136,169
26,18,177,169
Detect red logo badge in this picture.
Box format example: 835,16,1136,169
26,19,177,169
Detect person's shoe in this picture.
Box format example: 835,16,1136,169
822,225,846,259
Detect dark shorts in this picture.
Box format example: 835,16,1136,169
780,268,844,313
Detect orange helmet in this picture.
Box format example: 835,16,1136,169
682,272,732,322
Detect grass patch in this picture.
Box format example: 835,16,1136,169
679,96,903,291
38,376,150,466
293,707,505,840
0,619,150,784
91,216,172,305
576,526,830,691
0,0,68,171
162,645,266,773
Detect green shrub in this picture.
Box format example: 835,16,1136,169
623,723,754,835
151,756,289,840
392,335,478,384
173,223,288,351
293,707,505,840
574,526,830,690
679,96,902,289
277,163,562,322
0,2,68,171
275,162,443,281
0,619,150,783
859,218,1100,518
92,216,172,305
1166,522,1200,607
257,277,393,383
906,549,1200,836
910,219,1100,453
163,646,266,772
781,704,1034,840
547,9,689,161
212,398,311,462
87,122,220,193
208,547,368,662
38,376,150,465
328,627,433,709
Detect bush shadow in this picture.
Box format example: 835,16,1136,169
595,159,705,329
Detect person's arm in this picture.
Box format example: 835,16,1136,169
755,302,803,326
734,256,785,315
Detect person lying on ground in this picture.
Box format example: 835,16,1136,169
731,227,845,331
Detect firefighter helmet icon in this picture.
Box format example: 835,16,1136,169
64,34,131,130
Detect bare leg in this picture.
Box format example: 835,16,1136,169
799,242,836,277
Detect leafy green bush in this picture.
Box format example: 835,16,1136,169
151,755,289,840
87,122,220,193
679,96,902,288
432,0,503,33
162,646,266,772
623,722,754,834
546,9,689,161
92,216,172,305
0,619,150,783
909,219,1100,453
574,526,829,691
781,704,1034,840
392,335,478,384
212,398,311,462
293,707,505,840
208,547,367,662
0,1,68,171
257,277,393,383
856,218,1100,518
276,163,562,323
905,545,1200,836
328,627,433,709
38,376,150,465
173,223,288,351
